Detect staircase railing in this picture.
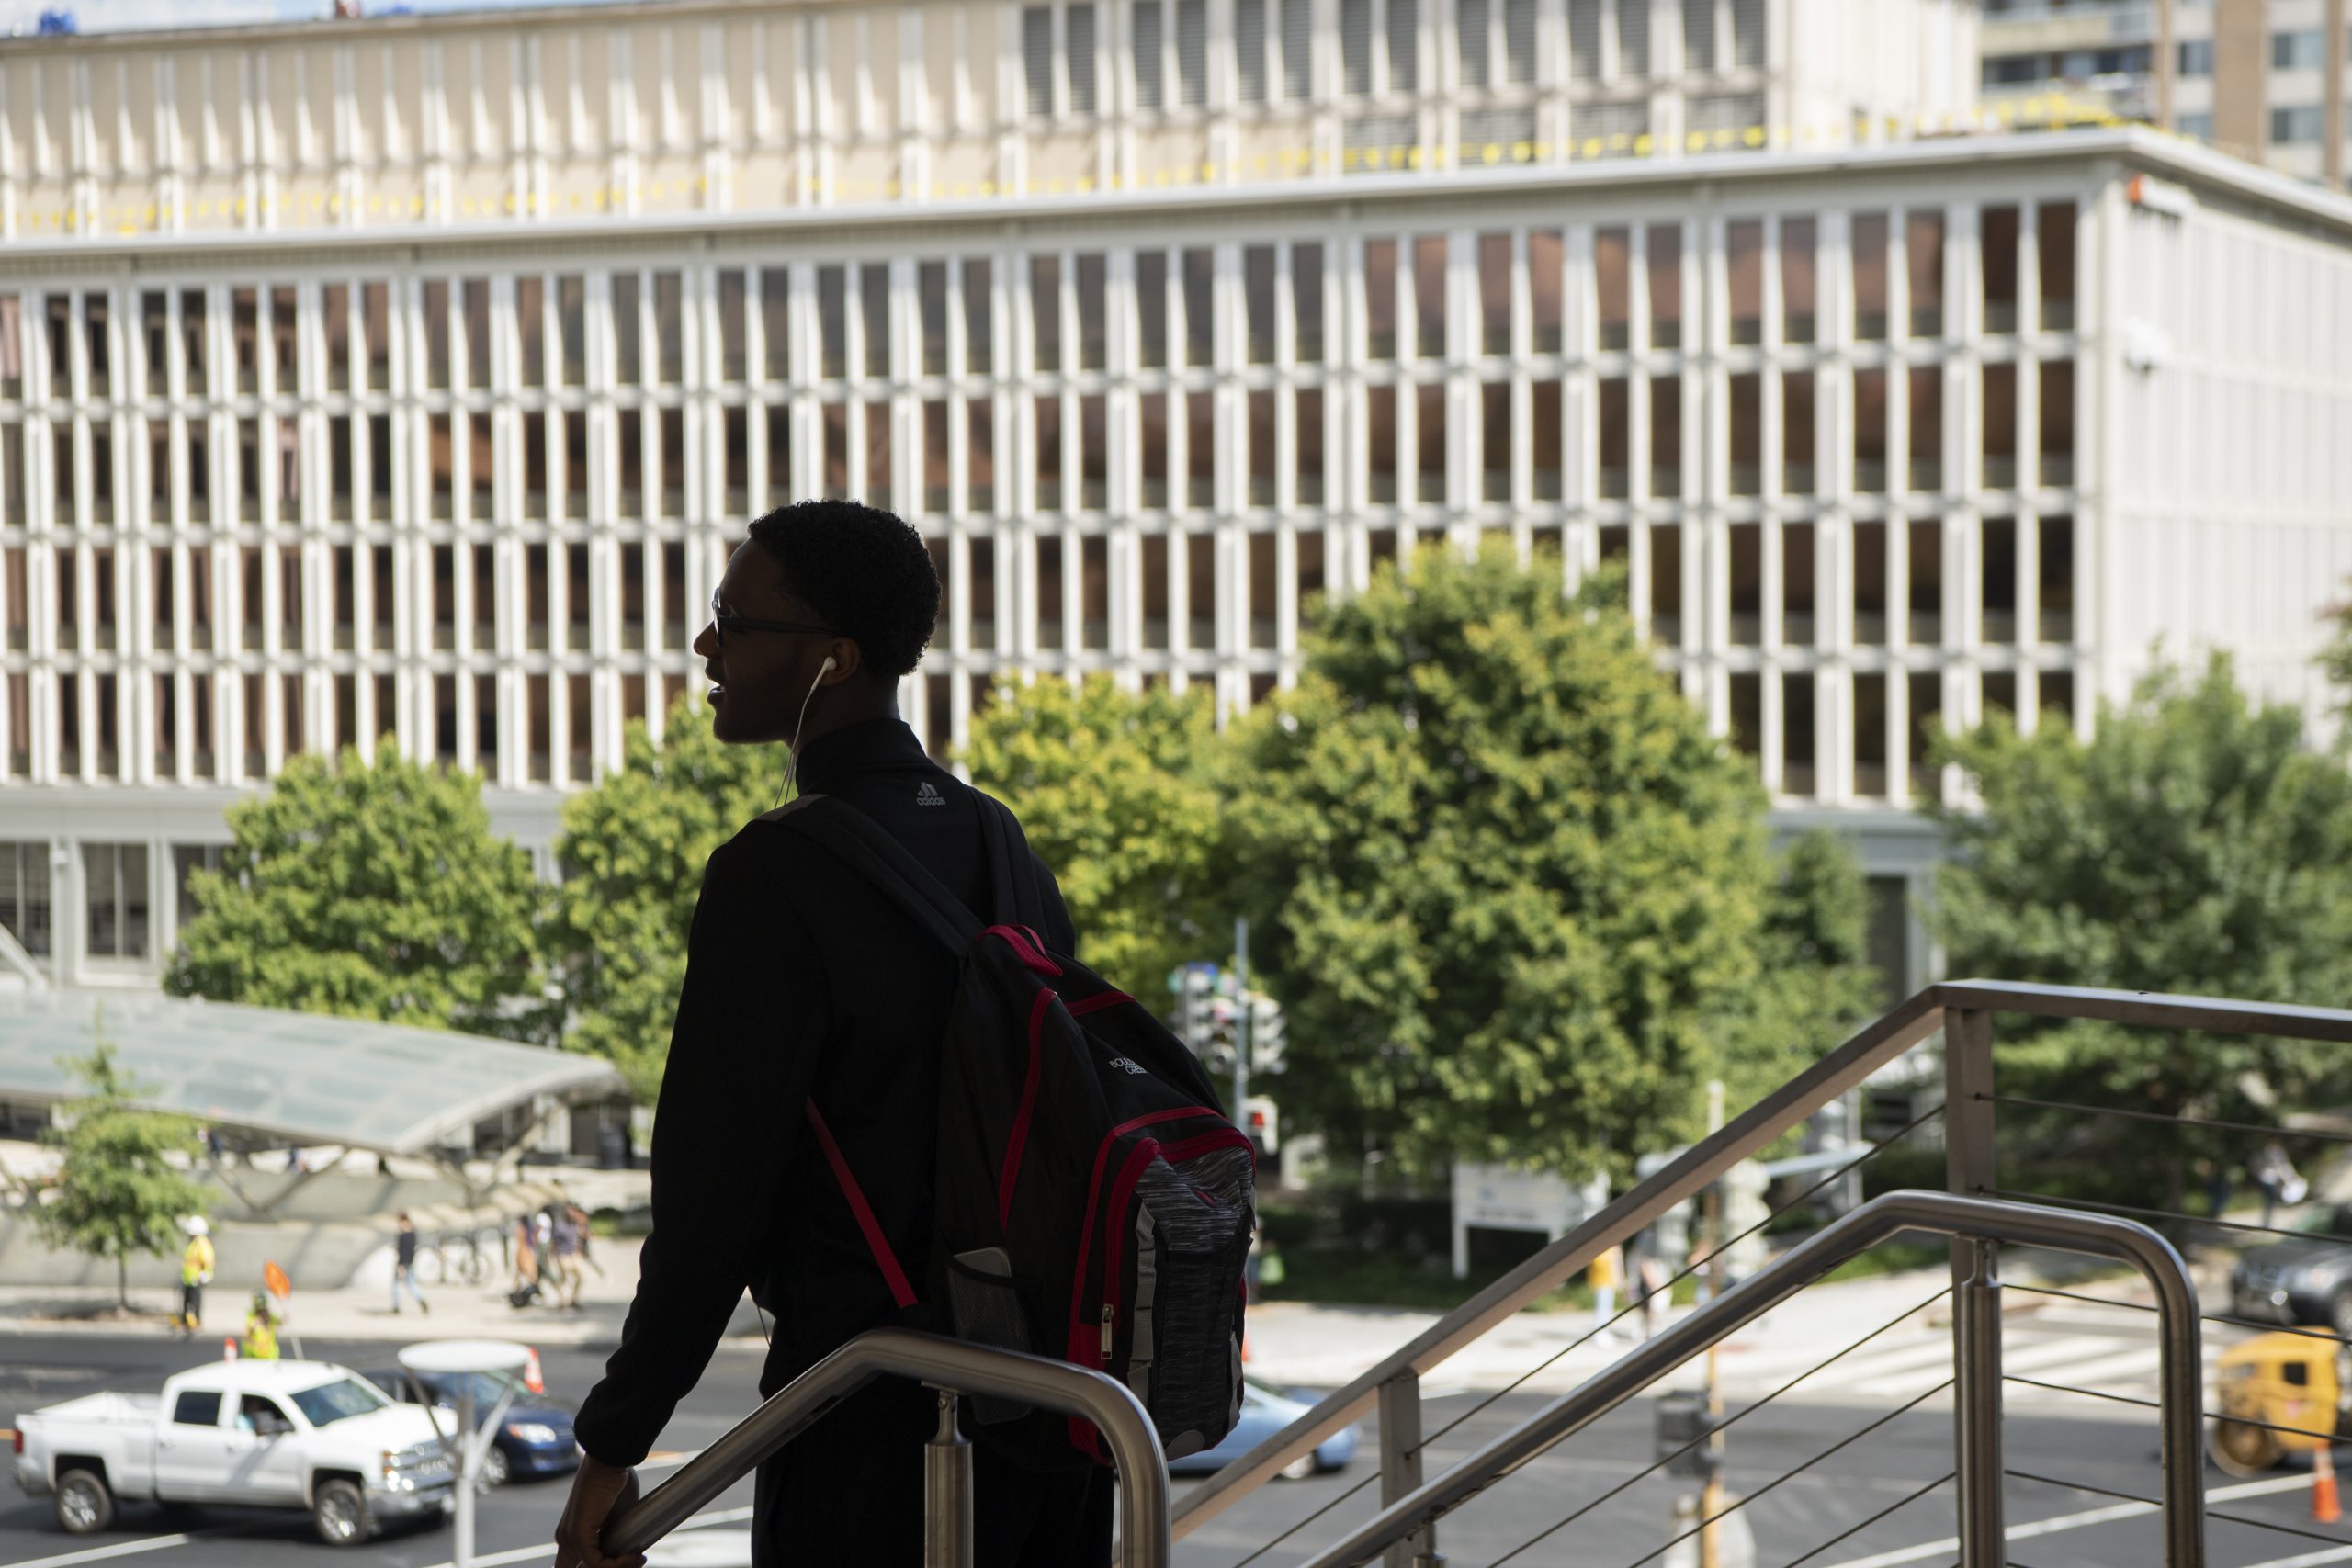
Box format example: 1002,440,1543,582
1182,979,2352,1566
1292,1189,2205,1568
600,1327,1170,1567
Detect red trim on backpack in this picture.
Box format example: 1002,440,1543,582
1062,1107,1228,1459
804,1100,918,1310
997,987,1056,1230
982,924,1063,976
1064,990,1137,1017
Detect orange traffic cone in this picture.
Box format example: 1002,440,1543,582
222,1337,239,1362
2315,1441,2341,1525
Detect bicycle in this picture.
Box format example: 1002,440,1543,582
425,1226,492,1288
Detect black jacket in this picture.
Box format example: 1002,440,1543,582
573,716,1076,1468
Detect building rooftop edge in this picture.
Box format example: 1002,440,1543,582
0,126,2341,269
0,0,843,54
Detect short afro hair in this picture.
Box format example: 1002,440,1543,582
745,500,938,682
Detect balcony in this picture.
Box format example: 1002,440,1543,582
1981,3,2156,53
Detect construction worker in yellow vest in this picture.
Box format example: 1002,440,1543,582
176,1217,214,1335
243,1292,280,1360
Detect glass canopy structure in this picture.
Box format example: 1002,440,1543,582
0,988,625,1156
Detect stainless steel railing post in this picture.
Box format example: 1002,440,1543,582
1951,1238,2005,1568
924,1388,973,1568
1376,1371,1440,1568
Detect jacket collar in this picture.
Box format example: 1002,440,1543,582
794,714,929,795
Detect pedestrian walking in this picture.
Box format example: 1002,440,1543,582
548,1201,585,1310
390,1212,430,1316
1588,1242,1623,1339
176,1216,213,1335
558,502,1111,1568
1634,1242,1668,1340
511,1212,541,1303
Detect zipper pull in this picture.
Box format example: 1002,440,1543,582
1099,1303,1114,1362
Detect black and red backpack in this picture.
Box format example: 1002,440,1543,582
775,791,1254,1469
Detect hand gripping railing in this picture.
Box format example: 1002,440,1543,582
600,1327,1171,1568
1295,1190,2206,1568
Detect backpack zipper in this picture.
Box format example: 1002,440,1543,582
1100,1303,1114,1362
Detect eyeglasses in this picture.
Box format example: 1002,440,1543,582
709,595,838,648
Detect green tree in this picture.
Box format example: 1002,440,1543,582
1222,541,1842,1181
958,674,1226,994
165,740,548,1043
1929,655,2352,1210
546,700,778,1102
1716,829,1884,1112
34,1034,210,1312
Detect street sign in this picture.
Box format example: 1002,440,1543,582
1450,1163,1610,1278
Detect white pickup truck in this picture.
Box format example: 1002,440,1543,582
12,1359,456,1546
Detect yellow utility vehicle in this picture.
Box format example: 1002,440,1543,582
2211,1330,2349,1475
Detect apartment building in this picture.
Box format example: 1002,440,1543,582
1981,0,2352,187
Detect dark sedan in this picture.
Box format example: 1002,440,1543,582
2231,1203,2352,1337
362,1366,582,1486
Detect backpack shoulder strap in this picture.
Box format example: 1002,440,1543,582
763,794,980,955
974,792,1046,931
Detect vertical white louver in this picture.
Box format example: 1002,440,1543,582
1176,0,1207,105
1022,6,1055,117
1457,0,1489,87
1731,0,1764,67
1387,0,1419,91
1280,0,1313,97
1136,0,1165,108
1618,0,1651,78
1068,3,1098,112
1504,0,1536,84
1681,0,1713,72
1569,0,1600,80
1237,0,1268,102
1342,0,1374,94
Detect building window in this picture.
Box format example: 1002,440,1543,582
84,842,150,961
2177,39,2212,76
2270,105,2324,143
2175,111,2213,141
2271,30,2324,71
0,841,51,957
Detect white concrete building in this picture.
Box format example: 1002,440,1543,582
0,1,2347,1008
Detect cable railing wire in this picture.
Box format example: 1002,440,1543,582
1775,1470,1955,1568
2007,1467,2352,1552
1584,1381,1956,1568
2005,1280,2352,1354
1983,1187,2347,1248
1475,1289,1951,1568
1983,1091,2352,1151
1227,1103,1951,1568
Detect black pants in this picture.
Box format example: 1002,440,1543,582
750,1381,1114,1567
179,1282,201,1326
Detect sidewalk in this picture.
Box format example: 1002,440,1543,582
0,1233,766,1350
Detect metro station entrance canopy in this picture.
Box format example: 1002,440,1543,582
0,988,628,1163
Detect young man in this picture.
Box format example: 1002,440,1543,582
555,502,1111,1568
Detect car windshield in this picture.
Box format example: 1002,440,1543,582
290,1378,390,1427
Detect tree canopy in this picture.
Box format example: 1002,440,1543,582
33,1035,210,1310
165,742,548,1043
1218,541,1863,1181
545,701,776,1102
958,673,1226,994
1929,656,2352,1203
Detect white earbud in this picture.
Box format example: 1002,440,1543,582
775,656,839,808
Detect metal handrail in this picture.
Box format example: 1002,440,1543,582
1295,1190,2206,1568
601,1327,1171,1567
1176,979,2352,1553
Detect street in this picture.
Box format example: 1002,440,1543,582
0,1304,2344,1568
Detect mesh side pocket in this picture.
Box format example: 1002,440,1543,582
1133,1153,1254,1459
948,1249,1034,1425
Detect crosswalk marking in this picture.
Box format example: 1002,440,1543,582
1714,1325,2224,1406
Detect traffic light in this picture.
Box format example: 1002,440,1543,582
1247,993,1285,1072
